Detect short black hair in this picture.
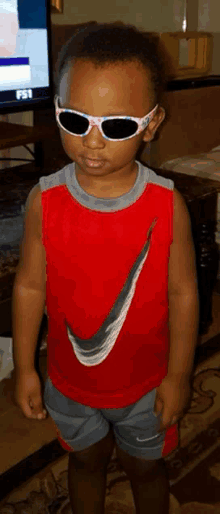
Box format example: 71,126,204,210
55,21,168,105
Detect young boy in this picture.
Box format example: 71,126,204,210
12,22,199,514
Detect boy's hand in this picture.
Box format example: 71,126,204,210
14,369,47,420
154,374,192,433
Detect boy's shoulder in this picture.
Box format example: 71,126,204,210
25,183,41,211
39,163,72,193
23,164,72,221
147,166,174,192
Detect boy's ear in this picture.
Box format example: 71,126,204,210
142,106,165,143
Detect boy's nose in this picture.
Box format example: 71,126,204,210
83,125,105,148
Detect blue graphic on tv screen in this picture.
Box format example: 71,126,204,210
17,0,46,29
0,57,29,66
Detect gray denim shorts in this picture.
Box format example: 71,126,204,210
43,377,166,460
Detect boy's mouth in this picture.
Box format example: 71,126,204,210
84,158,105,168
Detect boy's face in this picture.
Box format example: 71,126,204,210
59,59,164,183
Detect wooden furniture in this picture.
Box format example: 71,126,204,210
51,0,63,14
142,77,220,169
0,121,57,168
158,31,212,79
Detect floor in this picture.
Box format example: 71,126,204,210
1,290,220,477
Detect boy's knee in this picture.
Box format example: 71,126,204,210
131,457,167,483
69,429,115,472
116,444,164,480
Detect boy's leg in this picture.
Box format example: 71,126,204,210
116,444,170,514
68,428,115,514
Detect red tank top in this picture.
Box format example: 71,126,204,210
40,160,175,407
40,161,179,457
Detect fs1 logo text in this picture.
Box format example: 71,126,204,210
16,89,33,100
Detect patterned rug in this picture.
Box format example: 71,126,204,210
1,335,220,514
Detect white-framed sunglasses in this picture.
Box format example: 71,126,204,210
54,95,158,142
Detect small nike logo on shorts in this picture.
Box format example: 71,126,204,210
137,434,159,442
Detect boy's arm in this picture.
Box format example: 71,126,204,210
167,187,199,381
12,184,47,373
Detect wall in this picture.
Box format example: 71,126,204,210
51,0,220,74
198,0,220,74
198,0,220,32
51,0,186,31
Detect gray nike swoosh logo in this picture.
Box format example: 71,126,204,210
66,218,157,366
137,434,161,442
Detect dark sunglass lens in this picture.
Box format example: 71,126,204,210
59,112,88,134
103,119,138,139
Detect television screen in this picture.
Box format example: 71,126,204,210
0,0,53,114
